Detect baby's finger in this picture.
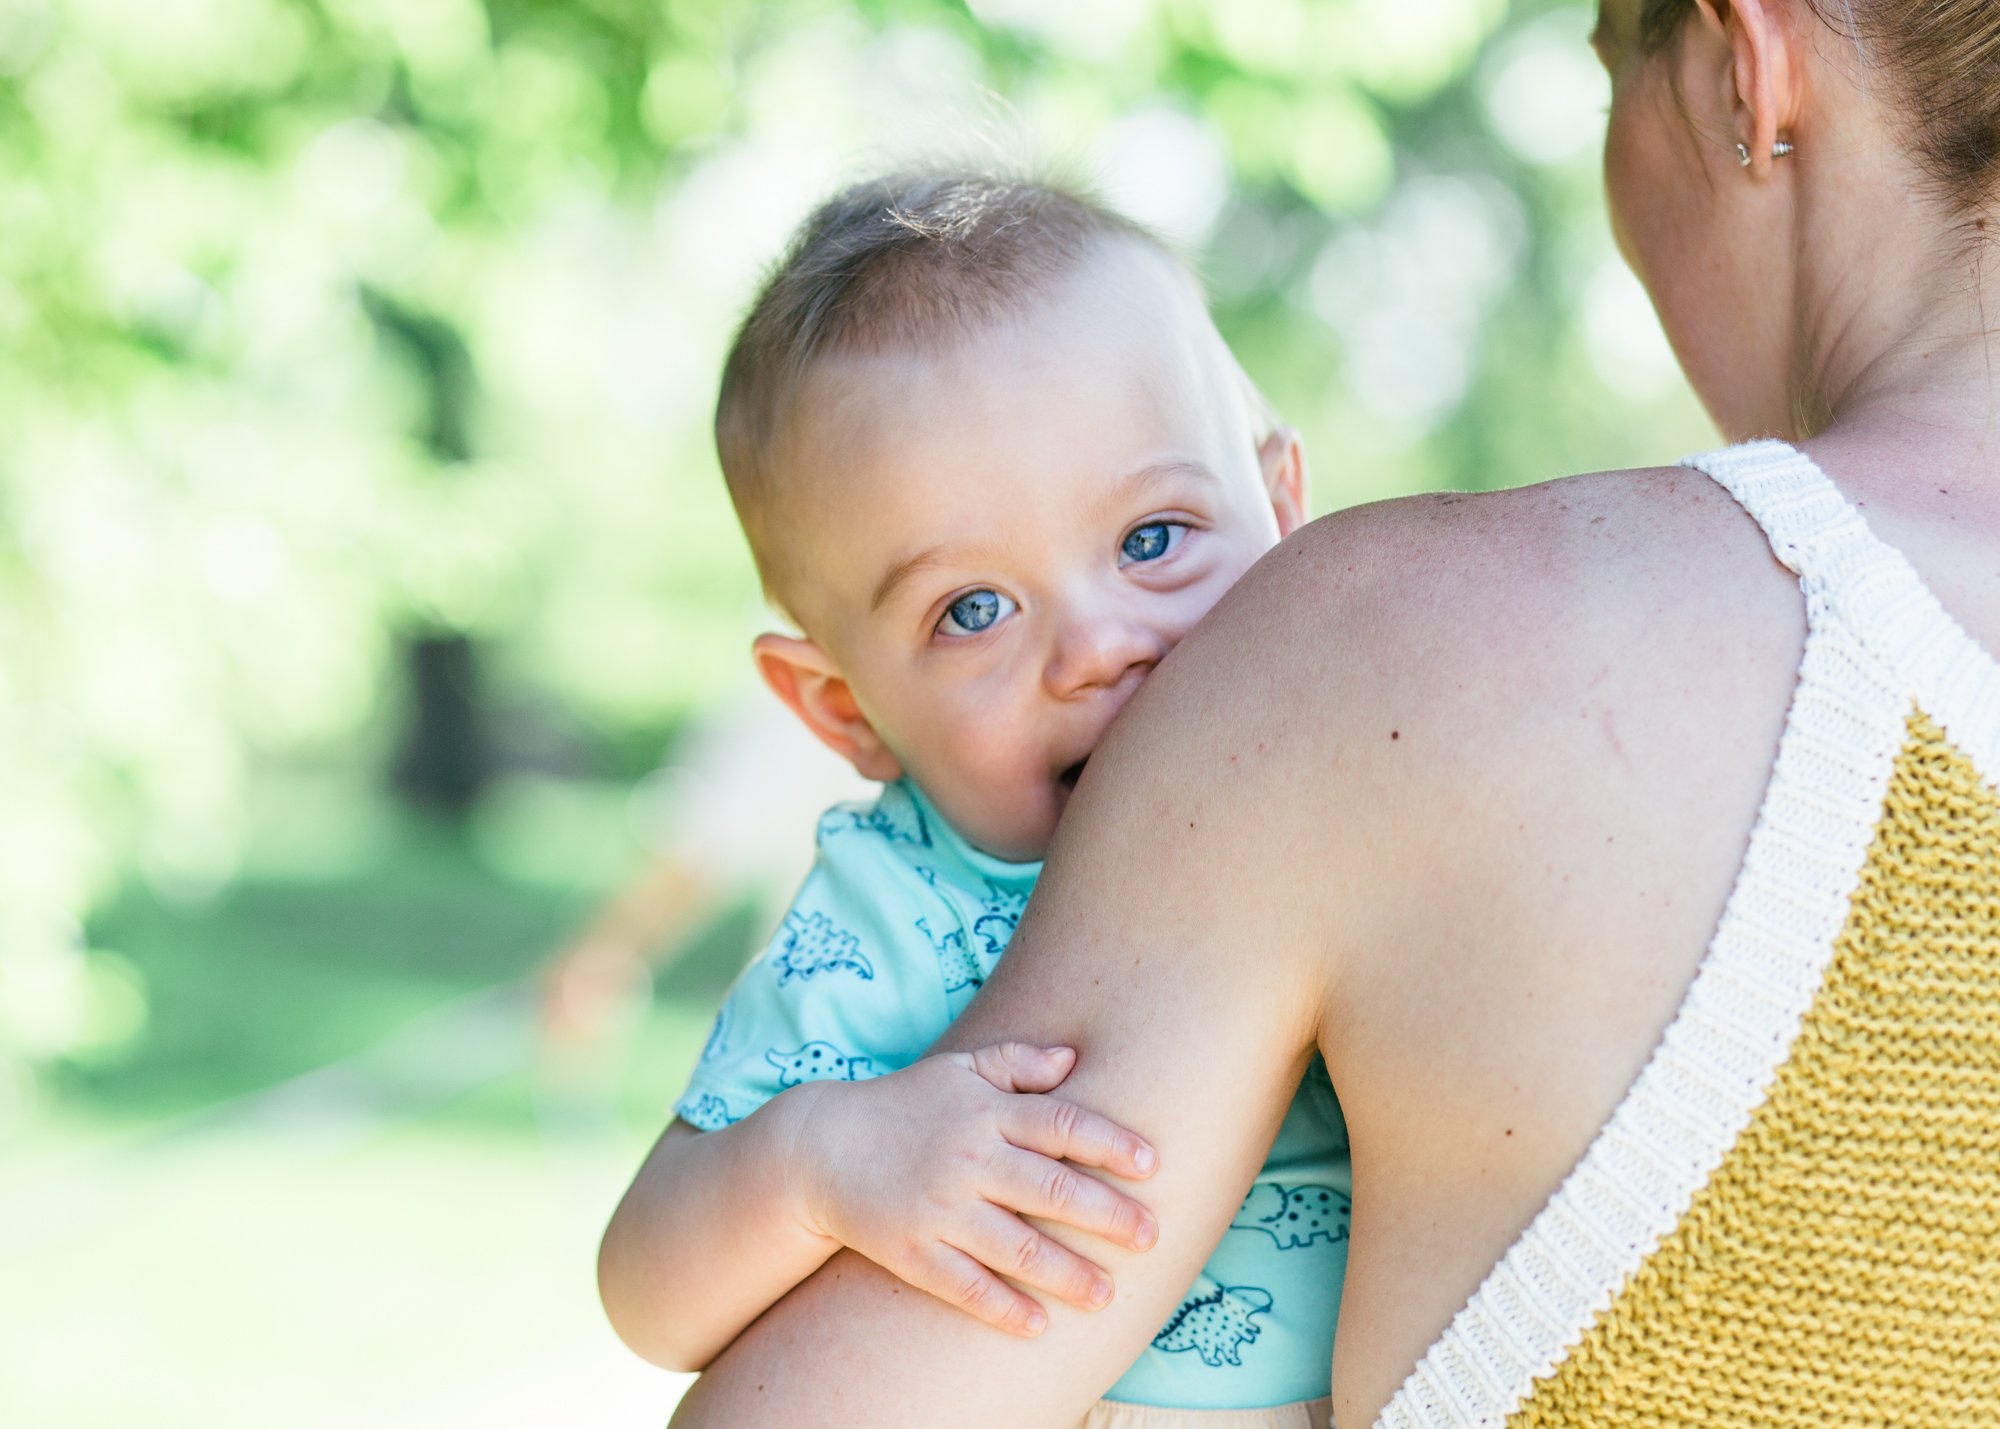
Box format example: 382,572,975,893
966,1042,1075,1094
948,1205,1117,1313
899,1241,1052,1337
988,1145,1159,1252
998,1092,1159,1181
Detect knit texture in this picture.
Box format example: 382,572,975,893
1508,708,2000,1424
1378,441,2000,1429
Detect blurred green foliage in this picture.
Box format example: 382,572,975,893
0,3,1727,1421
0,0,1714,1093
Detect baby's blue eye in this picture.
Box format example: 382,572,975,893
1121,523,1182,565
939,588,1016,636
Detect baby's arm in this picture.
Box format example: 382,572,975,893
598,1042,1161,1371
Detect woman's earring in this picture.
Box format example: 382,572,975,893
1739,140,1797,166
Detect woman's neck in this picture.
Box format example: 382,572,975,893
1793,220,2000,656
1805,319,2000,493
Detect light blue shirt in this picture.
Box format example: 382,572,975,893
676,780,1349,1408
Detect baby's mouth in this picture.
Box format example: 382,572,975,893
1057,758,1088,793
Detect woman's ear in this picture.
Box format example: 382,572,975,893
1258,425,1310,538
1692,0,1802,178
752,634,905,783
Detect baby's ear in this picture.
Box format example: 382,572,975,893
752,633,905,783
1258,425,1309,538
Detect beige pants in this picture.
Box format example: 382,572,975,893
1076,1398,1332,1429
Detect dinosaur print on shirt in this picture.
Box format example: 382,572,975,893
826,780,931,848
1231,1183,1351,1250
765,1041,875,1087
917,917,984,994
971,880,1028,958
915,881,1030,994
772,910,873,984
1151,1284,1274,1367
682,1093,737,1130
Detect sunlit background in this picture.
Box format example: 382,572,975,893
0,0,1713,1423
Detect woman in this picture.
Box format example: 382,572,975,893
670,0,2000,1422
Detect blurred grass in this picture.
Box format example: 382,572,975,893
68,800,761,1112
3,803,763,1429
0,1082,699,1429
73,829,573,1117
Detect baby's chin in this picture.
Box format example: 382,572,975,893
943,763,1088,862
946,796,1057,864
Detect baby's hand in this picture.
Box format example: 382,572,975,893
788,1043,1159,1337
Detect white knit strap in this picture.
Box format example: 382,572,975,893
1678,439,1877,578
1683,442,2000,788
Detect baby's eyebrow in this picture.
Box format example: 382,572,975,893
1120,458,1220,496
871,546,952,613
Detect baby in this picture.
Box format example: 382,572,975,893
600,174,1351,1421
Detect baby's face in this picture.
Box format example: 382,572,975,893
769,243,1300,861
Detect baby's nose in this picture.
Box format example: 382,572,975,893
1044,614,1170,698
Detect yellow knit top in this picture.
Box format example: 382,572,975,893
1378,442,2000,1428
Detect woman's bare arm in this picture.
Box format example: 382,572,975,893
667,528,1369,1426
669,473,1805,1427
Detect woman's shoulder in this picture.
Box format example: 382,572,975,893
1138,458,1804,905
1121,457,1806,842
1291,464,1745,592
1218,464,1778,698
